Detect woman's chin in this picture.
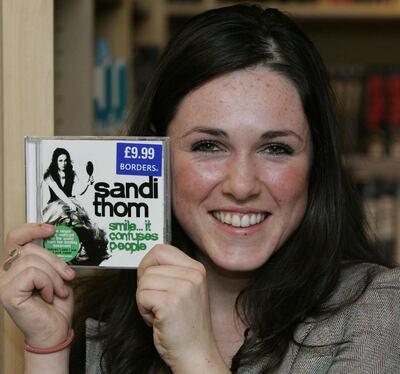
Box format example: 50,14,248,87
197,248,269,276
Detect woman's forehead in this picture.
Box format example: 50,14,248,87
169,68,308,137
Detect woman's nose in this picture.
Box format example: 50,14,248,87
221,155,261,201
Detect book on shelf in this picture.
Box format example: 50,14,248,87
330,64,400,159
387,71,400,158
357,178,399,263
94,38,128,135
330,65,363,153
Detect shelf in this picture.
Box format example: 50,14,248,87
345,154,400,180
167,1,400,20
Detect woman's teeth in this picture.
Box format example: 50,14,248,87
213,211,267,227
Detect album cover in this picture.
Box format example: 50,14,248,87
25,136,170,268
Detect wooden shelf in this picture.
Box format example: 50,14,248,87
345,154,400,180
167,1,400,20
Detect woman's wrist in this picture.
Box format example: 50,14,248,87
24,325,72,350
24,329,74,354
24,348,70,374
23,329,73,374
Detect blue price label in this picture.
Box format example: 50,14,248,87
116,142,163,176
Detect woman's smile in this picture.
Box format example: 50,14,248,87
212,210,269,228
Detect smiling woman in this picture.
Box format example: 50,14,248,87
1,4,400,374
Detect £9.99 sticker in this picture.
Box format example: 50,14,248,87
116,142,163,176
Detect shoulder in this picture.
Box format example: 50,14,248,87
44,174,56,183
296,263,400,339
330,262,400,308
314,262,400,331
336,263,400,333
338,262,400,292
282,264,400,373
343,262,400,285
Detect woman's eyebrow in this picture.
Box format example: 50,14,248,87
182,127,228,138
260,130,303,141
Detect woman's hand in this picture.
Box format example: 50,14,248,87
0,223,75,348
136,244,229,373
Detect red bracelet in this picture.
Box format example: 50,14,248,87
24,329,75,354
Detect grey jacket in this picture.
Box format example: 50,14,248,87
86,263,400,373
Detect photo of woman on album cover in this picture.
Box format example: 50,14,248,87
42,147,110,265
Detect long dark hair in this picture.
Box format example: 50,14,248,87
70,5,392,373
44,147,74,182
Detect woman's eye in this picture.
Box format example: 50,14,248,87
191,140,223,153
263,143,294,155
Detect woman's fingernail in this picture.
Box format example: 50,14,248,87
40,223,55,233
65,266,75,277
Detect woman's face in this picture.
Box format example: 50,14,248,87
57,154,68,171
168,67,313,273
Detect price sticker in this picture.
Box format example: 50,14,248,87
116,142,163,176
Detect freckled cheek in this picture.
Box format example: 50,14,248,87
262,164,310,205
171,159,224,209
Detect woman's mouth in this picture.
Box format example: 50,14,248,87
212,211,268,228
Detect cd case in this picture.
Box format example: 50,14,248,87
25,136,170,268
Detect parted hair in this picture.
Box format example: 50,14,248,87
70,5,391,373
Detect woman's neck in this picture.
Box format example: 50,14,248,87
196,252,249,366
196,250,249,305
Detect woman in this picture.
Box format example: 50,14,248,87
42,147,92,224
1,5,399,373
44,148,76,204
42,148,108,265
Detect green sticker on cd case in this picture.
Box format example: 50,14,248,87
44,225,80,262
